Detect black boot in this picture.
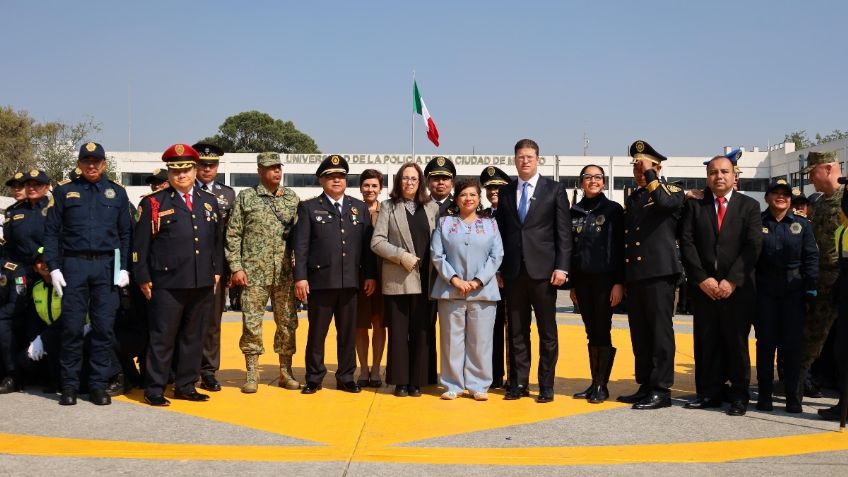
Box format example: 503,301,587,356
573,345,596,399
785,368,804,413
756,381,773,411
589,347,616,404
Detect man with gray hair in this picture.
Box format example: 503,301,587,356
226,152,301,394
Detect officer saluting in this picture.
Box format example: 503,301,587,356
617,140,684,410
43,142,132,406
133,144,223,406
192,142,235,392
294,155,377,394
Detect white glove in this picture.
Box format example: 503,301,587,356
83,323,92,337
27,336,45,361
50,269,67,297
115,270,130,288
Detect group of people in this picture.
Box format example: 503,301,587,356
0,138,846,421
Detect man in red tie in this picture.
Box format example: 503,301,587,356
679,155,762,416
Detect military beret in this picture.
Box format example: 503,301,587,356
316,154,348,177
802,151,838,174
4,172,24,187
480,166,510,188
161,143,199,170
766,178,792,195
424,156,456,178
704,148,743,166
22,169,49,185
257,152,282,167
145,168,169,185
629,140,667,164
192,143,225,164
79,142,106,161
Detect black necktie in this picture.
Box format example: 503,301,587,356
335,202,342,215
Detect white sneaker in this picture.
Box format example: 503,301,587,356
440,391,458,400
473,392,489,401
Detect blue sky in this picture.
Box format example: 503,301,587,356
2,0,845,157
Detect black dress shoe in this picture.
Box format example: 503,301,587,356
726,400,747,416
755,399,774,412
785,402,802,414
105,374,125,397
337,381,362,393
0,376,17,394
408,385,421,397
684,397,723,410
369,378,382,388
537,386,554,403
632,392,671,410
393,385,408,397
573,384,593,399
504,384,530,400
200,375,222,392
59,386,77,406
144,394,171,406
617,387,649,404
301,382,322,394
818,405,841,421
174,389,210,401
89,388,112,405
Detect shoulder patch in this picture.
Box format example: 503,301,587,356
58,178,71,186
666,184,682,192
4,262,18,271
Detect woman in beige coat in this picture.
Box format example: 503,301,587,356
370,163,439,397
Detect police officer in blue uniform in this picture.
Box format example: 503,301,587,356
43,142,132,406
0,258,26,393
755,179,819,413
3,170,52,270
294,155,377,394
133,144,223,406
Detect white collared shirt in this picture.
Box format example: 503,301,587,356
714,188,733,213
180,187,194,207
324,193,344,213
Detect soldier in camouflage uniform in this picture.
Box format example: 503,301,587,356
226,152,301,393
800,151,842,394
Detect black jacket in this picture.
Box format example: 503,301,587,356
569,193,625,284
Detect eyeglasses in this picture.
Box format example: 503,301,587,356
401,177,419,183
581,174,604,182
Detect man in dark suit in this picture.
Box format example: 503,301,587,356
680,155,762,416
294,155,377,394
617,140,685,410
496,139,571,403
192,143,235,392
132,144,223,406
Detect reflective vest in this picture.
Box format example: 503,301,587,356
32,280,61,326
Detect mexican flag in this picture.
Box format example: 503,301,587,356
413,80,440,147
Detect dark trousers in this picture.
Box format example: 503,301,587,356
0,319,14,376
574,273,615,347
427,301,438,384
200,282,226,377
60,255,118,390
505,265,559,388
492,298,507,385
835,305,848,393
385,293,431,386
145,287,212,395
304,288,357,385
18,325,64,387
691,286,752,402
755,287,804,397
626,275,677,394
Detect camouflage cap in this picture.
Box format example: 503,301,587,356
257,152,282,167
802,151,838,174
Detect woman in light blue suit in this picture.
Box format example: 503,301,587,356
431,178,504,400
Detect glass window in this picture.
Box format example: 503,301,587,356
120,173,150,187
230,173,259,188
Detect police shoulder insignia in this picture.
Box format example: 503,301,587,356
762,227,769,234
104,189,116,199
132,252,138,263
58,178,71,186
4,262,18,271
85,142,97,152
666,184,682,192
204,202,213,211
12,214,24,220
66,191,81,199
790,222,802,234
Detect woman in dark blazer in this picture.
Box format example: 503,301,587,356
568,164,625,403
370,163,439,397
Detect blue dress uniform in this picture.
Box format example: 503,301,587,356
755,183,818,412
619,140,685,409
3,193,51,267
43,143,132,404
0,260,26,393
132,144,223,405
294,155,376,393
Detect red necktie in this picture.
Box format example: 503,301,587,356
184,192,193,211
716,196,726,231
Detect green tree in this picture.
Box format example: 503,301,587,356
32,115,106,184
0,106,38,183
815,129,848,145
198,110,320,154
784,130,813,150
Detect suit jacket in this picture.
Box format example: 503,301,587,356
495,176,571,280
680,189,763,289
293,193,376,290
370,199,439,295
623,170,685,282
430,215,503,301
132,187,223,289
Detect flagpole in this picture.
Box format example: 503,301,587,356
412,70,416,164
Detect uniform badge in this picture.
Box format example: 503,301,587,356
175,144,185,155
487,167,495,176
437,157,446,167
790,222,802,234
595,215,606,226
762,227,769,233
74,167,82,175
132,252,138,263
85,142,97,152
204,202,213,211
14,172,23,180
4,262,17,271
15,275,26,295
158,209,174,217
29,170,38,177
635,141,645,153
12,214,24,221
351,206,358,216
104,189,116,199
66,191,80,199
331,156,340,165
0,275,6,287
317,216,323,222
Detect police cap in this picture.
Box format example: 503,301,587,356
629,140,667,165
480,166,510,188
79,142,106,161
192,143,225,165
145,168,169,185
316,154,349,177
22,169,49,185
161,143,199,170
765,178,792,195
424,156,456,178
4,172,24,187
